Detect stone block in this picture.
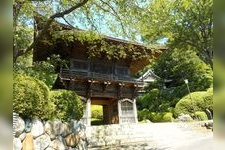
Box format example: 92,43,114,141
33,134,51,150
13,138,22,150
49,139,65,150
22,133,34,150
44,121,56,140
31,119,44,138
64,133,80,147
19,132,27,142
53,120,63,136
61,123,72,137
14,117,25,137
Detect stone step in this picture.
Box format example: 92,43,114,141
86,122,210,148
88,135,155,147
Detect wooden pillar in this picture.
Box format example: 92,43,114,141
133,99,138,123
85,79,94,126
117,100,122,124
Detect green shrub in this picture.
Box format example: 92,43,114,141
13,75,54,120
50,90,84,122
139,89,160,110
162,112,174,122
138,109,173,122
150,112,173,122
138,109,151,121
91,105,103,119
138,87,177,112
194,111,208,121
174,88,213,117
14,55,66,88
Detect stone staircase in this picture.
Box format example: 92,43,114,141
86,122,212,149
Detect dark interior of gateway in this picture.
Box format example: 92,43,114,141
91,98,119,125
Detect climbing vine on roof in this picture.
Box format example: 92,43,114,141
51,29,151,61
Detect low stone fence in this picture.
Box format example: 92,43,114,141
13,114,87,150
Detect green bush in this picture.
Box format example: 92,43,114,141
138,109,151,121
14,54,66,88
150,112,173,122
138,89,172,112
194,111,208,121
174,88,213,117
138,109,173,122
139,89,159,110
162,112,174,122
91,105,103,119
50,90,84,122
13,75,54,120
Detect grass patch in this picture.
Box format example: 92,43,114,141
91,118,103,125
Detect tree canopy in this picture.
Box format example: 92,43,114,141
137,48,213,113
14,0,213,69
137,0,213,67
152,48,213,91
13,0,143,62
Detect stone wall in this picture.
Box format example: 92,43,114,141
13,114,87,150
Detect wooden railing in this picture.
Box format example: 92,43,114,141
60,68,143,84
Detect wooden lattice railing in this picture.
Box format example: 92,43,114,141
60,68,144,85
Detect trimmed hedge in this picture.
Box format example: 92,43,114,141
138,109,173,122
151,112,173,122
174,88,213,117
14,75,84,121
194,111,208,121
50,90,84,122
13,75,53,120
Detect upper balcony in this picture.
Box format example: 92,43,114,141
59,68,144,85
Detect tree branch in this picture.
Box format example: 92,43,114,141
13,1,25,26
98,0,127,36
14,0,89,62
50,0,88,19
62,16,75,28
83,5,100,32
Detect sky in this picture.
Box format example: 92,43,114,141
25,0,168,45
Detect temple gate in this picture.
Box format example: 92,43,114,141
33,15,166,126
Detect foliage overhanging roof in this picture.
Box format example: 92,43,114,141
34,14,167,74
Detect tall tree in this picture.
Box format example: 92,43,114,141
14,0,212,67
13,0,141,63
152,48,213,92
131,0,213,67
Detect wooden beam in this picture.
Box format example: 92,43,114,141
102,81,111,91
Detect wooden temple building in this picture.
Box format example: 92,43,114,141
33,15,166,126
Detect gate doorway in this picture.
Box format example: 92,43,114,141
91,105,103,125
91,98,119,125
